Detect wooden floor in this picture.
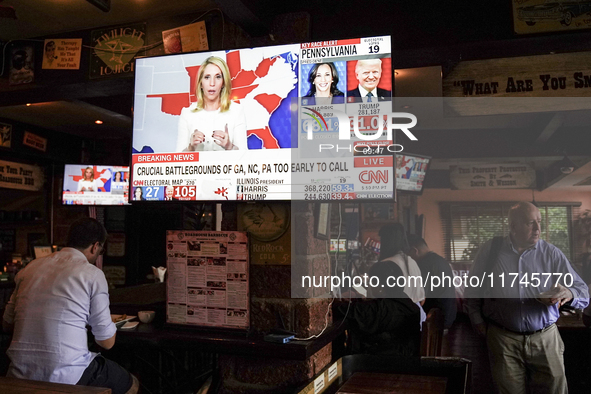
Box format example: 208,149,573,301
441,313,496,394
442,313,591,394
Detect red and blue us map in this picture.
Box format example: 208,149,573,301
134,47,298,153
64,165,111,192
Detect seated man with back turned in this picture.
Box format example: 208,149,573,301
335,261,421,357
2,217,139,394
465,201,589,394
407,234,457,329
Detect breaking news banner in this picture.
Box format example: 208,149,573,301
131,35,396,201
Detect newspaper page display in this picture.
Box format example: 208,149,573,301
166,230,249,329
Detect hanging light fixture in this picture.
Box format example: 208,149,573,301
558,154,576,175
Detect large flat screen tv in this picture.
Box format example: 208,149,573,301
131,35,394,201
62,165,130,205
395,152,430,194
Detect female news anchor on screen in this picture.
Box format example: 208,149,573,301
77,167,98,192
176,56,248,152
303,62,344,105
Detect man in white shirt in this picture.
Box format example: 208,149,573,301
3,218,138,394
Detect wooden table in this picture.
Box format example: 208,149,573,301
0,377,111,393
336,372,447,394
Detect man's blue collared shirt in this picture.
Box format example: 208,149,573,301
466,237,589,333
3,248,116,384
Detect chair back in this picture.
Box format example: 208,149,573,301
421,308,444,356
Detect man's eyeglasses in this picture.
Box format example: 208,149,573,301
99,243,105,255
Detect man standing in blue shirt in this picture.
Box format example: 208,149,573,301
465,201,589,394
3,218,138,394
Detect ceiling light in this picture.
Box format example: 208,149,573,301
95,120,103,125
558,155,576,175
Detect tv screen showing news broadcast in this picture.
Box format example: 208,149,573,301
395,153,430,194
131,35,395,201
62,165,130,205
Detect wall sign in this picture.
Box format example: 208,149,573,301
444,51,591,98
449,163,536,190
23,131,47,152
513,0,591,35
0,160,44,191
89,23,146,79
42,38,82,70
238,203,291,265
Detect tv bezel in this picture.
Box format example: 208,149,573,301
129,36,396,203
61,164,131,206
394,151,431,196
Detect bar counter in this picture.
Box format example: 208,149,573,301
114,319,346,361
109,282,345,360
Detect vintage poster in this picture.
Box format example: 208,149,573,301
42,38,82,70
166,231,249,329
162,21,209,54
513,0,591,34
0,123,11,148
89,23,146,79
9,45,34,86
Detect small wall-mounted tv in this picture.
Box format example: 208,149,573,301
395,152,430,194
62,165,130,205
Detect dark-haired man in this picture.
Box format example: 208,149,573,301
336,261,421,356
407,234,457,329
44,40,57,67
3,218,138,394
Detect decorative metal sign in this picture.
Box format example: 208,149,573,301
89,23,146,79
